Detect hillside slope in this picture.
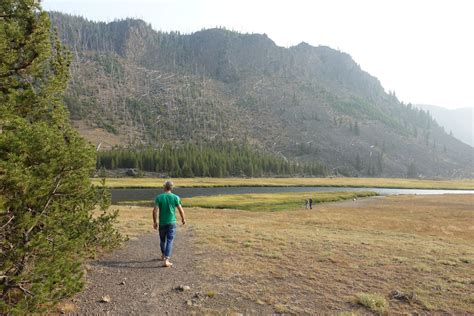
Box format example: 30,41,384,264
416,104,473,147
49,12,474,178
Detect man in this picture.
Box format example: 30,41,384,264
153,180,186,267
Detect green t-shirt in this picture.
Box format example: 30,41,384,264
155,192,181,225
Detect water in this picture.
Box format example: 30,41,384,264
110,186,474,204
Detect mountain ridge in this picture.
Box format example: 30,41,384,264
415,104,473,147
49,12,474,178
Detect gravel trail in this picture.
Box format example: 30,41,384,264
74,228,202,314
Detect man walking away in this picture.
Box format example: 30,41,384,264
309,198,313,209
153,180,186,267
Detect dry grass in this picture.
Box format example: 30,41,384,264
107,205,155,239
91,177,474,189
355,293,388,315
111,194,474,314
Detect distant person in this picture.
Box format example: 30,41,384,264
152,180,186,267
309,198,313,209
305,199,309,209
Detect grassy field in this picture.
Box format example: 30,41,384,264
182,191,377,212
112,193,474,314
118,191,377,211
91,177,474,190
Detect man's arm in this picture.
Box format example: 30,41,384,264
177,205,186,225
152,206,158,230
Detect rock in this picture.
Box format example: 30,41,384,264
256,299,265,305
176,285,191,292
389,290,415,302
100,295,111,303
119,281,126,285
186,300,193,307
125,168,138,176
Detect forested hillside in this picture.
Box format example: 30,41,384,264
49,12,474,178
415,104,473,147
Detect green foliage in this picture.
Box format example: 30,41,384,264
0,1,123,313
96,142,328,177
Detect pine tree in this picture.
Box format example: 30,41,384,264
355,153,362,171
354,121,360,136
0,1,123,313
407,162,418,178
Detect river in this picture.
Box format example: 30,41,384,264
111,186,474,203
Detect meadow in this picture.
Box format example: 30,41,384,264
118,191,377,211
91,177,474,190
111,193,474,314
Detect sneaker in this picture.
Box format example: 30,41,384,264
163,259,173,267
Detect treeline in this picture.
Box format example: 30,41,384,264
97,142,328,177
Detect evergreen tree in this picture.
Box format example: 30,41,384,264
354,121,360,136
0,1,122,313
407,162,418,178
355,153,362,171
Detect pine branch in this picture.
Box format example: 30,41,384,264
26,173,63,236
0,53,39,78
0,215,15,229
18,285,34,296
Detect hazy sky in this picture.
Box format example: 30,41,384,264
43,0,474,110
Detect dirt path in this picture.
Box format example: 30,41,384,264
72,227,269,315
73,229,198,314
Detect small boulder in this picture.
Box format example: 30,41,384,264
176,285,191,292
100,295,111,303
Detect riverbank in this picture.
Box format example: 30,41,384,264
67,194,474,314
91,177,474,190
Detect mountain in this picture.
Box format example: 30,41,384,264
415,104,473,147
48,12,474,178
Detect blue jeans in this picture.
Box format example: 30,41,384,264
159,224,176,258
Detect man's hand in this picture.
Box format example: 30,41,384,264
153,222,158,230
177,205,186,226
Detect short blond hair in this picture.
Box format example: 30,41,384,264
163,180,173,190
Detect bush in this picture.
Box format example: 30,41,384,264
355,292,389,315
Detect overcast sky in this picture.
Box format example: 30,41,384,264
43,0,474,110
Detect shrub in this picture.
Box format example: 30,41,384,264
355,292,389,315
